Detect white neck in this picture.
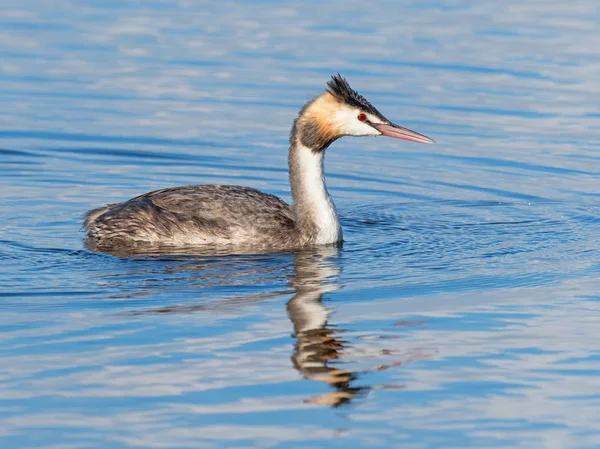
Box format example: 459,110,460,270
289,143,342,245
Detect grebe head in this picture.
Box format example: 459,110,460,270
326,74,435,143
293,74,434,152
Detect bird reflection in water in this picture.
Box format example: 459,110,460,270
109,245,424,407
287,248,368,407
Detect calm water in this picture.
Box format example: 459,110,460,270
1,1,600,448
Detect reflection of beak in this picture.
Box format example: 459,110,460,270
370,122,435,144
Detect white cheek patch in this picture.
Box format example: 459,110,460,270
334,107,381,137
365,112,384,124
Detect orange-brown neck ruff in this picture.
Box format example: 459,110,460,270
291,92,343,153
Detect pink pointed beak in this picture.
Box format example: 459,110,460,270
371,122,435,144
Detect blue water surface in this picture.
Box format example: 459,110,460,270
1,1,600,448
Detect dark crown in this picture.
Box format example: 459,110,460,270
326,74,383,118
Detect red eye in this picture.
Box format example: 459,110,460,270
357,113,367,122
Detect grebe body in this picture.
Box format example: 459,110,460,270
84,75,434,251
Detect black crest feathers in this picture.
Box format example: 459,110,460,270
326,73,382,117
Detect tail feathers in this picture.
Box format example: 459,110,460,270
82,205,109,231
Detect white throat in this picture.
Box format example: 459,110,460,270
291,144,342,245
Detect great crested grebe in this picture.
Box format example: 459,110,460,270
84,74,434,251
